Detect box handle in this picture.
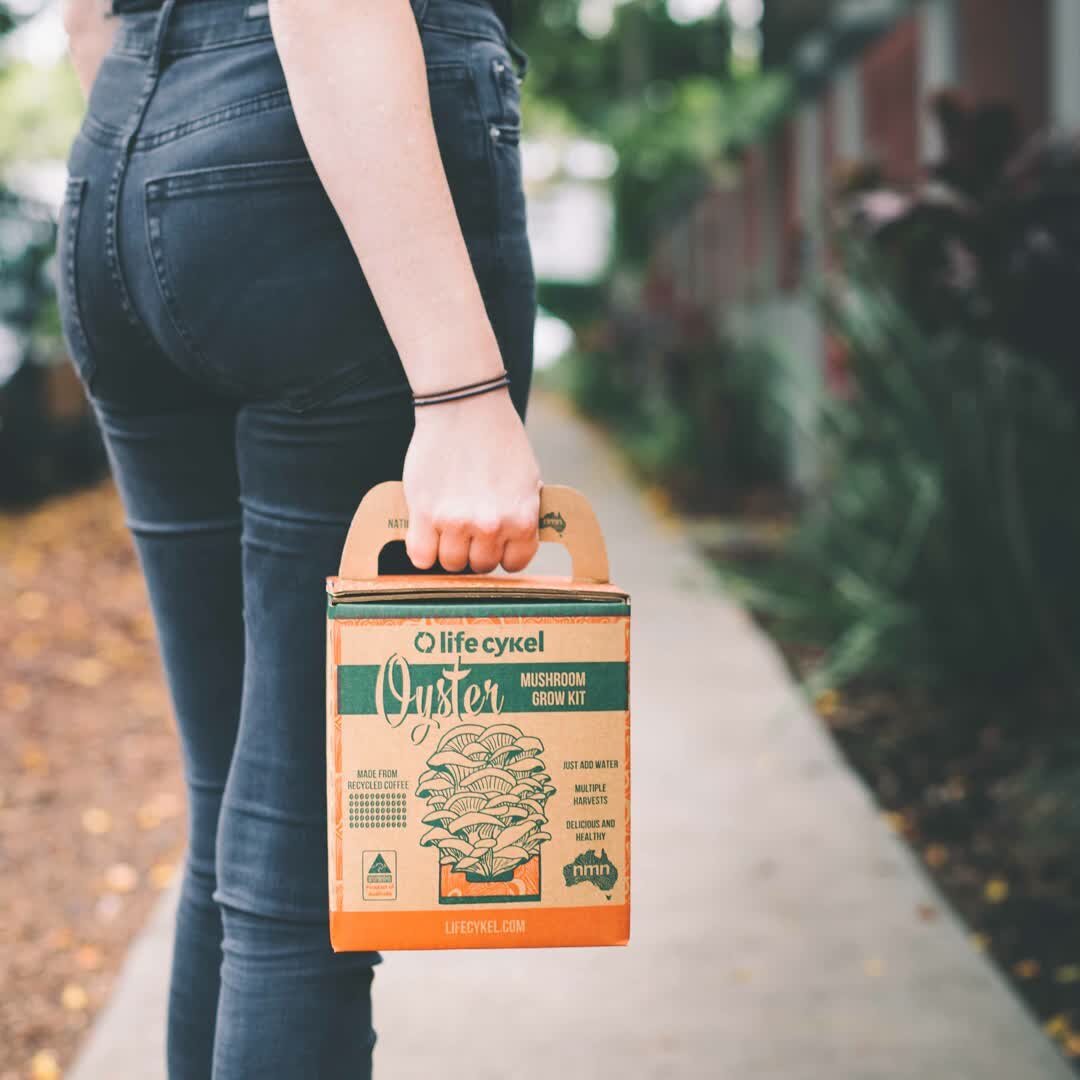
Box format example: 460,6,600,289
338,481,610,583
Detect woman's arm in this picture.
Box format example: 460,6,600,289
62,0,118,98
269,0,541,575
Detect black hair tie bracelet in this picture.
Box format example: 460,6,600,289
412,370,511,407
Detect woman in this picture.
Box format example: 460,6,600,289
58,0,541,1075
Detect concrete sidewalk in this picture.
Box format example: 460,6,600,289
71,391,1072,1080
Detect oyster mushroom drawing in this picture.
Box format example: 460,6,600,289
415,723,555,880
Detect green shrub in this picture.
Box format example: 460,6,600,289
735,254,1080,703
550,325,791,509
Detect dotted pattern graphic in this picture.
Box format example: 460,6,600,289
348,792,407,830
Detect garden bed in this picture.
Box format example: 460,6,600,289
1,482,185,1080
699,523,1080,1071
803,667,1080,1066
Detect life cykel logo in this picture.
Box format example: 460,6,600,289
414,629,545,657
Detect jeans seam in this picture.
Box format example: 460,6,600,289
455,40,504,271
420,19,510,51
61,177,98,393
134,87,293,151
82,88,293,152
144,194,226,389
113,30,274,61
105,73,161,355
144,156,318,198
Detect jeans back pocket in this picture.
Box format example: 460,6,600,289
144,158,405,411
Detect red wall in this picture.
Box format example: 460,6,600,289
860,15,919,184
957,0,1049,137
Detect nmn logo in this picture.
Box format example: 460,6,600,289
539,510,566,534
563,849,618,896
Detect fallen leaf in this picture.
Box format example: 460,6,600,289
1055,965,1080,985
1013,959,1040,980
45,927,74,951
30,1049,60,1080
1044,1014,1069,1039
103,863,138,894
66,657,110,688
20,745,48,774
2,681,32,711
61,983,89,1011
916,903,939,922
75,945,103,971
142,792,181,820
15,590,49,620
923,844,948,868
943,775,968,800
863,956,885,978
970,933,990,953
9,546,43,580
81,808,112,836
984,878,1009,904
1065,1035,1080,1058
881,811,908,835
814,689,840,717
150,862,175,889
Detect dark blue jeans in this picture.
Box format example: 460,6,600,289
56,0,535,1075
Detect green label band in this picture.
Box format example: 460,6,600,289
338,660,628,717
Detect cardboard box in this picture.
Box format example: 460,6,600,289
326,482,630,951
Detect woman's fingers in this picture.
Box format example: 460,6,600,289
404,515,439,571
500,536,538,572
434,518,471,573
497,501,540,573
407,497,540,575
466,520,503,574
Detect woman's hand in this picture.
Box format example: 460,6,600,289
63,0,118,100
403,388,541,574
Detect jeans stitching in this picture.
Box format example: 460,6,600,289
144,197,224,389
145,157,319,198
82,88,293,153
135,87,292,150
60,177,97,392
113,30,274,60
106,76,161,353
420,20,510,50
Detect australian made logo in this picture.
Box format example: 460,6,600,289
539,510,566,534
362,850,397,901
563,849,619,898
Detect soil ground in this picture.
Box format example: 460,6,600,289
0,482,185,1080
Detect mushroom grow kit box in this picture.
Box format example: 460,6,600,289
326,482,630,951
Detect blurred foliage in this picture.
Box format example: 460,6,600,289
837,108,1080,404
514,1,790,266
549,311,790,510
728,245,1080,704
607,72,789,264
0,59,83,165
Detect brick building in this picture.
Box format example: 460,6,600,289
644,0,1080,486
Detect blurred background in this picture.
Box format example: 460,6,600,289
3,0,1080,1076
